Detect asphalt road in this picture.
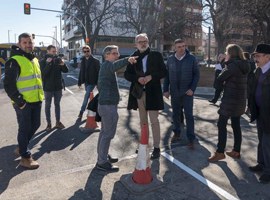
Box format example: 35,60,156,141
0,68,269,200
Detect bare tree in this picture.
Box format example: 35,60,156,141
122,0,163,44
239,0,270,44
203,0,237,53
123,0,200,49
66,0,117,49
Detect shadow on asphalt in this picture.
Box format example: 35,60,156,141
0,144,25,195
68,168,106,200
30,120,97,160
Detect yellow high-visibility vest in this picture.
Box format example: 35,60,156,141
12,55,44,103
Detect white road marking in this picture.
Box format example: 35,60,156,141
65,87,74,95
161,152,239,200
67,75,78,81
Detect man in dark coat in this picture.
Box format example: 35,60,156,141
124,33,167,160
77,45,100,120
163,39,200,148
249,43,270,184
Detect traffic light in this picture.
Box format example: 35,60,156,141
32,34,35,39
24,3,31,15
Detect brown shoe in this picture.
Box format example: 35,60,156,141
46,123,52,131
55,121,65,129
208,152,225,162
226,150,241,159
14,147,20,157
19,157,39,169
171,133,181,143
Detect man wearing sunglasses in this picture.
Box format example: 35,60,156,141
77,45,100,120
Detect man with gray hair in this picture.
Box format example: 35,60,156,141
124,33,167,159
95,45,138,172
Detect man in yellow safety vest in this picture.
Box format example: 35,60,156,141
4,33,44,169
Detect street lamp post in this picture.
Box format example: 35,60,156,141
56,15,62,48
8,30,12,43
208,27,211,67
53,26,58,48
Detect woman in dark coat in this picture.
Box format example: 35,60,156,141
208,44,250,162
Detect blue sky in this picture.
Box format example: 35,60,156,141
0,0,65,47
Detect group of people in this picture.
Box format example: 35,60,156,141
3,32,270,184
207,43,270,184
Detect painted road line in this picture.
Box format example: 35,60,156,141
65,87,74,95
161,152,239,200
67,75,78,81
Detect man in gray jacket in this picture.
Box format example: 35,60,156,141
95,45,137,172
163,39,200,148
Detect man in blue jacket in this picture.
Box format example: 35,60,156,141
163,39,200,148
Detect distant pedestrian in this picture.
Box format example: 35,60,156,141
249,43,270,184
243,52,256,115
124,33,167,159
73,56,78,68
4,33,44,169
39,45,69,131
209,53,226,104
208,44,250,162
77,45,100,121
163,38,200,149
95,45,137,172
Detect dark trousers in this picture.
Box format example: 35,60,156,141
256,117,270,175
211,88,223,103
217,115,242,153
44,90,62,124
14,102,42,158
171,95,195,142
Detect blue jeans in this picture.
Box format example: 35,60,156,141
80,84,95,113
217,115,242,153
44,90,62,123
97,104,118,164
13,102,42,158
171,95,195,142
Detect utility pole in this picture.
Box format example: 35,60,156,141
8,30,11,43
208,27,211,67
53,26,58,48
57,15,62,48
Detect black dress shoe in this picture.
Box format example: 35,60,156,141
208,99,217,104
259,174,270,184
108,154,118,163
150,148,160,160
249,164,263,172
96,162,119,172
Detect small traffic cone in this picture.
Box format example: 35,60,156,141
132,124,153,184
80,92,98,132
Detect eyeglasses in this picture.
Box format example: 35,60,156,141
253,54,266,59
137,40,148,44
83,50,90,53
110,52,119,55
